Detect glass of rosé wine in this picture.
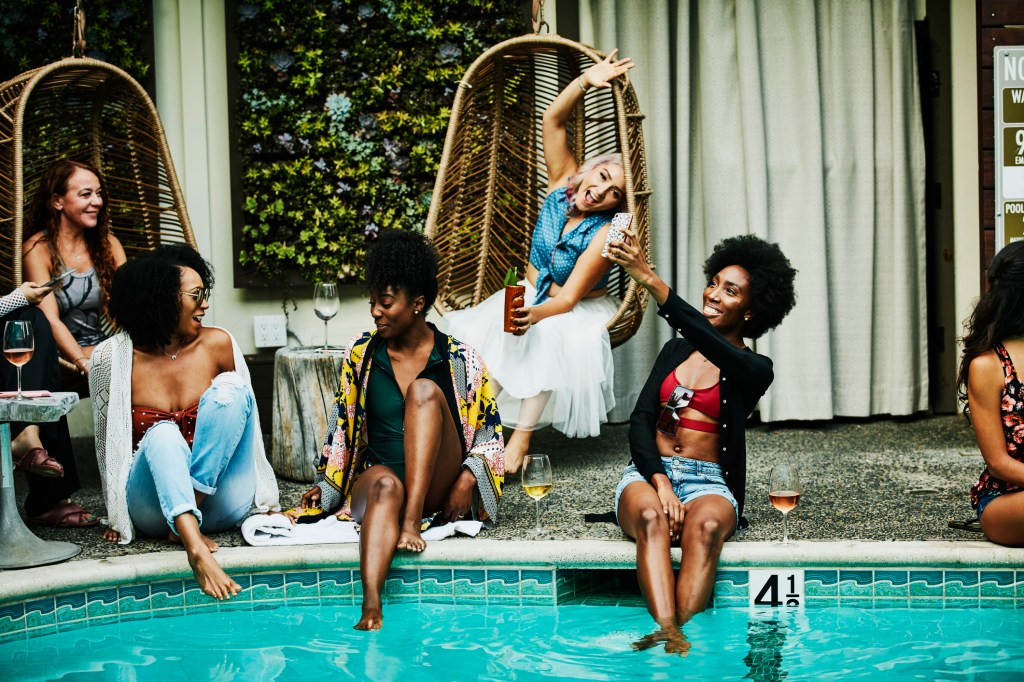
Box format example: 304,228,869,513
3,321,34,399
768,464,801,544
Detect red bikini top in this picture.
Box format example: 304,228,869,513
131,402,200,450
659,370,721,433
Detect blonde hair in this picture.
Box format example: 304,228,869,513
565,152,624,216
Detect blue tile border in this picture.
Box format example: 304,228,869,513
2,566,1024,643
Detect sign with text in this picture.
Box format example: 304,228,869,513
995,47,1024,245
748,570,804,609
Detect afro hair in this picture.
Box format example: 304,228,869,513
702,235,797,339
364,230,439,309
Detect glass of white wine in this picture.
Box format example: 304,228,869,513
3,320,34,399
768,464,801,545
313,282,339,351
521,454,553,537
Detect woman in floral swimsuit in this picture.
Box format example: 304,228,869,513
959,240,1024,545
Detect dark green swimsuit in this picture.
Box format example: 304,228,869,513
364,341,455,483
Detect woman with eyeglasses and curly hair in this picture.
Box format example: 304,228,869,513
90,244,279,600
959,240,1024,546
607,231,797,652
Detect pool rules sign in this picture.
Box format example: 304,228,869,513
996,47,1024,246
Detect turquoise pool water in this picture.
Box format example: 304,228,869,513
3,602,1024,680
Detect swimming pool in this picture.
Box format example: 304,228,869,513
3,600,1024,680
3,540,1024,679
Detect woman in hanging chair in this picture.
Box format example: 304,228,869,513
444,49,635,473
23,158,128,378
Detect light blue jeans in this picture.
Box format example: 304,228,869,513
127,372,257,537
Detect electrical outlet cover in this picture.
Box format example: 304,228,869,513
253,314,288,347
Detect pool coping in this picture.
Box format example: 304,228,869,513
2,539,1021,604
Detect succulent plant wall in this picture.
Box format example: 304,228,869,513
0,1,151,83
234,0,523,284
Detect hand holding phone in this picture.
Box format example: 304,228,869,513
39,269,74,288
602,212,633,258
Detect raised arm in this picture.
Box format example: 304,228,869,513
542,49,635,191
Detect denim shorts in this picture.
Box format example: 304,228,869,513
614,456,738,524
976,489,1001,519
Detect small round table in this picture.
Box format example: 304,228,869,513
0,392,81,569
271,346,346,482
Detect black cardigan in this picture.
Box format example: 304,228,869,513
628,289,774,520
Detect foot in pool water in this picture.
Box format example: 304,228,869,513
355,605,384,630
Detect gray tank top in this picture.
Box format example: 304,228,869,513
54,268,106,346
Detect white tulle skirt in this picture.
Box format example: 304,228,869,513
441,281,617,438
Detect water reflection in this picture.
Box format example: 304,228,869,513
743,618,788,681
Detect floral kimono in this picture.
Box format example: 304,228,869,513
314,325,505,525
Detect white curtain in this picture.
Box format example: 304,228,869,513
586,0,928,421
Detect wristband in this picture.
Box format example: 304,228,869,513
576,77,589,93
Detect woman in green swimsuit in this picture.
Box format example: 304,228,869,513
296,230,505,630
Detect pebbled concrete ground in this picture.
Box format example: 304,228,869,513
11,413,985,563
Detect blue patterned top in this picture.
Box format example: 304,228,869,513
528,188,614,305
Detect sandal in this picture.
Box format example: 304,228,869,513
13,447,64,477
948,517,983,533
28,502,99,528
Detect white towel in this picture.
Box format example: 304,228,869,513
241,513,359,546
421,520,483,540
241,514,483,546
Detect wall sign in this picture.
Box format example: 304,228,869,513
748,570,804,609
995,47,1024,247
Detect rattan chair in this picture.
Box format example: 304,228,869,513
425,34,651,348
0,57,196,369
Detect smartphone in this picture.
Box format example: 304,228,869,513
602,212,633,258
39,269,74,288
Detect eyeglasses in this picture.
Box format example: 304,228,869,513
656,385,695,436
180,287,211,305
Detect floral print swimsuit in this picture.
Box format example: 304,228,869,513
970,343,1024,510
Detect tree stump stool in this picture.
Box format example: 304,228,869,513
271,346,345,482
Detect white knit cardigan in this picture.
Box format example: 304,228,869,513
90,328,280,544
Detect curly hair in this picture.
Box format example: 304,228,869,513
24,159,118,310
956,240,1024,420
109,244,214,349
565,152,624,217
702,234,797,339
365,229,439,310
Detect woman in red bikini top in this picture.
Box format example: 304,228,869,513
93,244,278,602
958,240,1024,547
607,231,797,650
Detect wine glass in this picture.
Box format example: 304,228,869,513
521,454,553,537
313,282,339,351
3,320,35,399
768,464,801,545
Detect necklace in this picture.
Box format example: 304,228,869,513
162,338,186,361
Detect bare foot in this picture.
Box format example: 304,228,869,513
396,521,426,552
187,550,240,600
632,625,690,656
169,531,219,552
354,604,384,630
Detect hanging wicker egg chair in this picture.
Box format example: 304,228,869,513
0,57,197,291
424,34,652,348
0,56,197,370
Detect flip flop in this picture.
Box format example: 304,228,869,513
13,447,64,477
28,502,99,528
948,517,983,533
